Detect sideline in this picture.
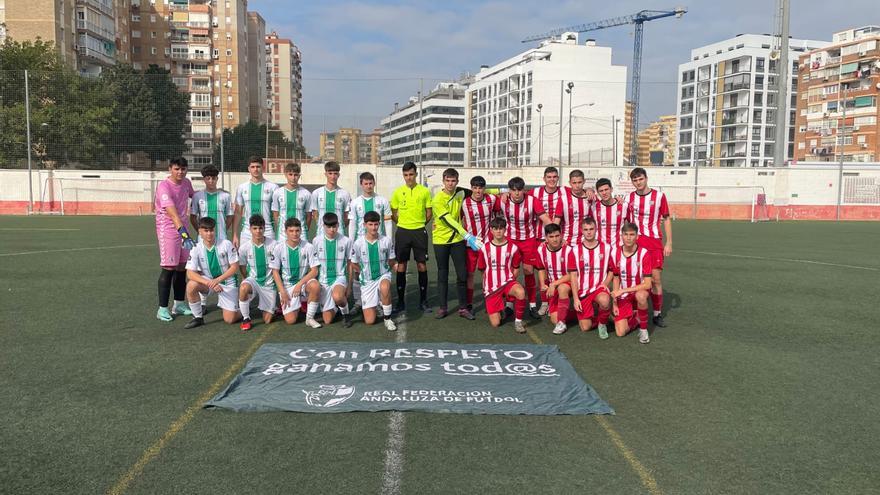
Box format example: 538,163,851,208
379,315,408,495
0,243,152,257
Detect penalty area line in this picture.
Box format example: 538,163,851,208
0,243,153,257
379,314,407,495
0,227,81,231
106,323,280,495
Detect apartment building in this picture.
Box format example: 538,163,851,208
380,82,467,167
319,128,381,164
359,129,381,164
636,115,677,167
265,31,303,147
467,34,627,168
246,12,266,126
794,26,880,163
676,34,828,168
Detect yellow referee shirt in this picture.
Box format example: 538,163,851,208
391,184,432,230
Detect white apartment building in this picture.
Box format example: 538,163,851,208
266,31,303,146
467,33,627,168
380,82,467,167
676,34,828,168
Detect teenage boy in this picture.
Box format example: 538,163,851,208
270,217,321,327
237,215,277,331
310,161,352,236
610,222,654,344
478,217,527,333
569,217,613,338
233,156,278,247
311,212,354,327
271,162,312,242
350,211,397,331
182,216,241,328
557,169,593,247
155,157,195,322
536,224,573,335
461,175,497,314
625,167,672,328
390,162,433,313
190,165,233,242
529,166,563,241
592,178,627,247
348,171,392,314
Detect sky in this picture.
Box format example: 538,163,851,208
249,0,876,155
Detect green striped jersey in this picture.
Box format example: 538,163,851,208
191,190,234,241
350,194,392,240
270,186,312,238
185,239,239,287
238,239,277,288
350,235,394,284
311,233,352,285
235,180,279,235
269,240,318,289
309,186,351,234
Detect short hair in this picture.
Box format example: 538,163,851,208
508,177,525,190
284,162,300,174
630,167,647,179
544,223,562,235
402,161,417,173
543,166,558,176
621,222,638,234
200,165,219,177
595,178,612,190
198,216,216,230
169,157,188,168
489,216,507,230
364,211,380,223
442,168,458,179
284,217,302,230
470,175,486,188
322,212,339,226
249,214,266,228
248,156,263,166
359,171,375,183
569,169,584,180
324,161,340,172
582,216,597,227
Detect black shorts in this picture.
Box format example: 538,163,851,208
395,227,428,263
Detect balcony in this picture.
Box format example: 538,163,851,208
78,0,114,17
172,52,210,61
77,44,115,66
76,19,115,41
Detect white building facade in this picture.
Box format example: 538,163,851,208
467,34,627,168
676,34,828,168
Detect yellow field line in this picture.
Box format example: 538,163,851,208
525,325,662,495
106,323,279,495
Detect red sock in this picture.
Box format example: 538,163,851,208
651,293,663,313
466,288,474,305
524,274,537,304
556,298,570,323
627,314,638,331
514,298,526,320
597,307,610,325
637,309,648,330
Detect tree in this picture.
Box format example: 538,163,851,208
213,121,300,171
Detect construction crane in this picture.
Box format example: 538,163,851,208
523,7,687,166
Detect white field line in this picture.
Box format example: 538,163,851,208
380,314,407,495
679,249,879,272
0,228,81,231
0,243,152,257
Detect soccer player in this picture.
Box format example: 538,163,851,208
478,217,527,333
270,217,321,327
237,215,277,331
311,212,354,327
155,157,196,322
592,178,627,247
390,162,433,314
190,165,233,242
182,216,241,328
529,167,563,240
349,211,397,331
494,176,552,319
610,222,653,344
557,169,593,247
233,156,278,247
461,175,496,314
626,167,672,328
536,224,573,335
348,172,392,241
310,161,352,237
271,162,312,243
569,217,613,338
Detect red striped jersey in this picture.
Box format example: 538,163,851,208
477,241,521,295
536,243,570,283
556,186,594,246
567,242,611,298
494,195,546,241
529,187,562,238
592,199,628,246
461,193,496,240
626,189,669,240
610,246,653,292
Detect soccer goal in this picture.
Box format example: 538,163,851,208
750,193,771,223
36,172,164,215
653,185,772,221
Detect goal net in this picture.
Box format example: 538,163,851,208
36,173,165,216
652,185,772,222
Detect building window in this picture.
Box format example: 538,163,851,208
150,14,156,23
226,48,232,56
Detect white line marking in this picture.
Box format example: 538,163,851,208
0,243,152,257
679,249,879,272
380,314,407,495
0,228,81,231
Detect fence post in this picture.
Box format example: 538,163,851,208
24,70,35,215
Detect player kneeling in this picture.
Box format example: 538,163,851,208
270,217,321,327
350,211,397,331
610,222,653,344
312,213,354,327
183,217,242,328
569,217,613,338
238,215,277,331
478,217,527,333
536,224,573,335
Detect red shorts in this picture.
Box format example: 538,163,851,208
485,281,519,315
511,238,539,266
637,235,664,270
577,286,610,321
614,294,636,322
466,248,480,273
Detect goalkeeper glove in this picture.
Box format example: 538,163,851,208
178,226,196,250
464,233,483,252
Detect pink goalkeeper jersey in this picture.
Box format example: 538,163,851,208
155,177,194,232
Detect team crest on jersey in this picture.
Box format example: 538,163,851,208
303,385,355,407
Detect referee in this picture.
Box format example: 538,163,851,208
390,162,432,313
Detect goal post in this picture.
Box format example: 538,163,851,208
653,185,771,221
35,173,165,216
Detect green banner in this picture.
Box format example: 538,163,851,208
205,343,613,415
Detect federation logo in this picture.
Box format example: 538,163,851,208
303,385,356,408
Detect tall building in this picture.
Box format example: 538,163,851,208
623,101,634,166
794,26,880,163
380,81,467,167
319,128,380,164
246,11,266,127
676,34,828,168
359,129,381,164
637,115,677,167
467,34,626,168
265,31,303,147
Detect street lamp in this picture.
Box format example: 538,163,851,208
536,103,543,166
565,82,575,170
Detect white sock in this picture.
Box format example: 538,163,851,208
339,304,349,315
174,299,187,308
529,302,537,308
239,300,251,319
653,310,661,316
506,301,514,310
353,282,362,301
382,304,393,318
199,292,207,306
307,302,319,319
515,318,522,323
190,301,203,318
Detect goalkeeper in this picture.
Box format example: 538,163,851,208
431,168,481,321
154,157,196,322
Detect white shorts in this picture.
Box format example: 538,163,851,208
320,278,347,313
280,283,313,316
199,284,239,312
242,277,277,313
359,273,392,309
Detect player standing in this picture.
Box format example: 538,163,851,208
529,166,563,238
535,224,573,335
349,211,397,331
569,217,613,338
271,162,312,243
478,217,527,333
270,217,321,327
237,215,277,331
625,167,672,327
311,212,354,327
592,178,627,247
557,169,593,247
461,175,496,314
233,156,278,248
610,222,653,343
310,161,352,237
190,165,233,242
182,216,241,328
349,172,392,241
155,157,196,322
390,162,433,314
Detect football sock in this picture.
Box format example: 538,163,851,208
597,307,611,325
382,304,393,319
339,304,349,315
524,274,537,304
418,271,428,303
172,270,187,302
239,300,251,320
190,301,203,318
637,308,648,330
506,300,514,311
306,301,319,320
466,287,474,305
514,298,526,320
396,272,407,303
652,293,663,316
353,281,362,303
157,269,174,308
556,298,570,323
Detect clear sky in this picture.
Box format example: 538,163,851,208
248,0,876,156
